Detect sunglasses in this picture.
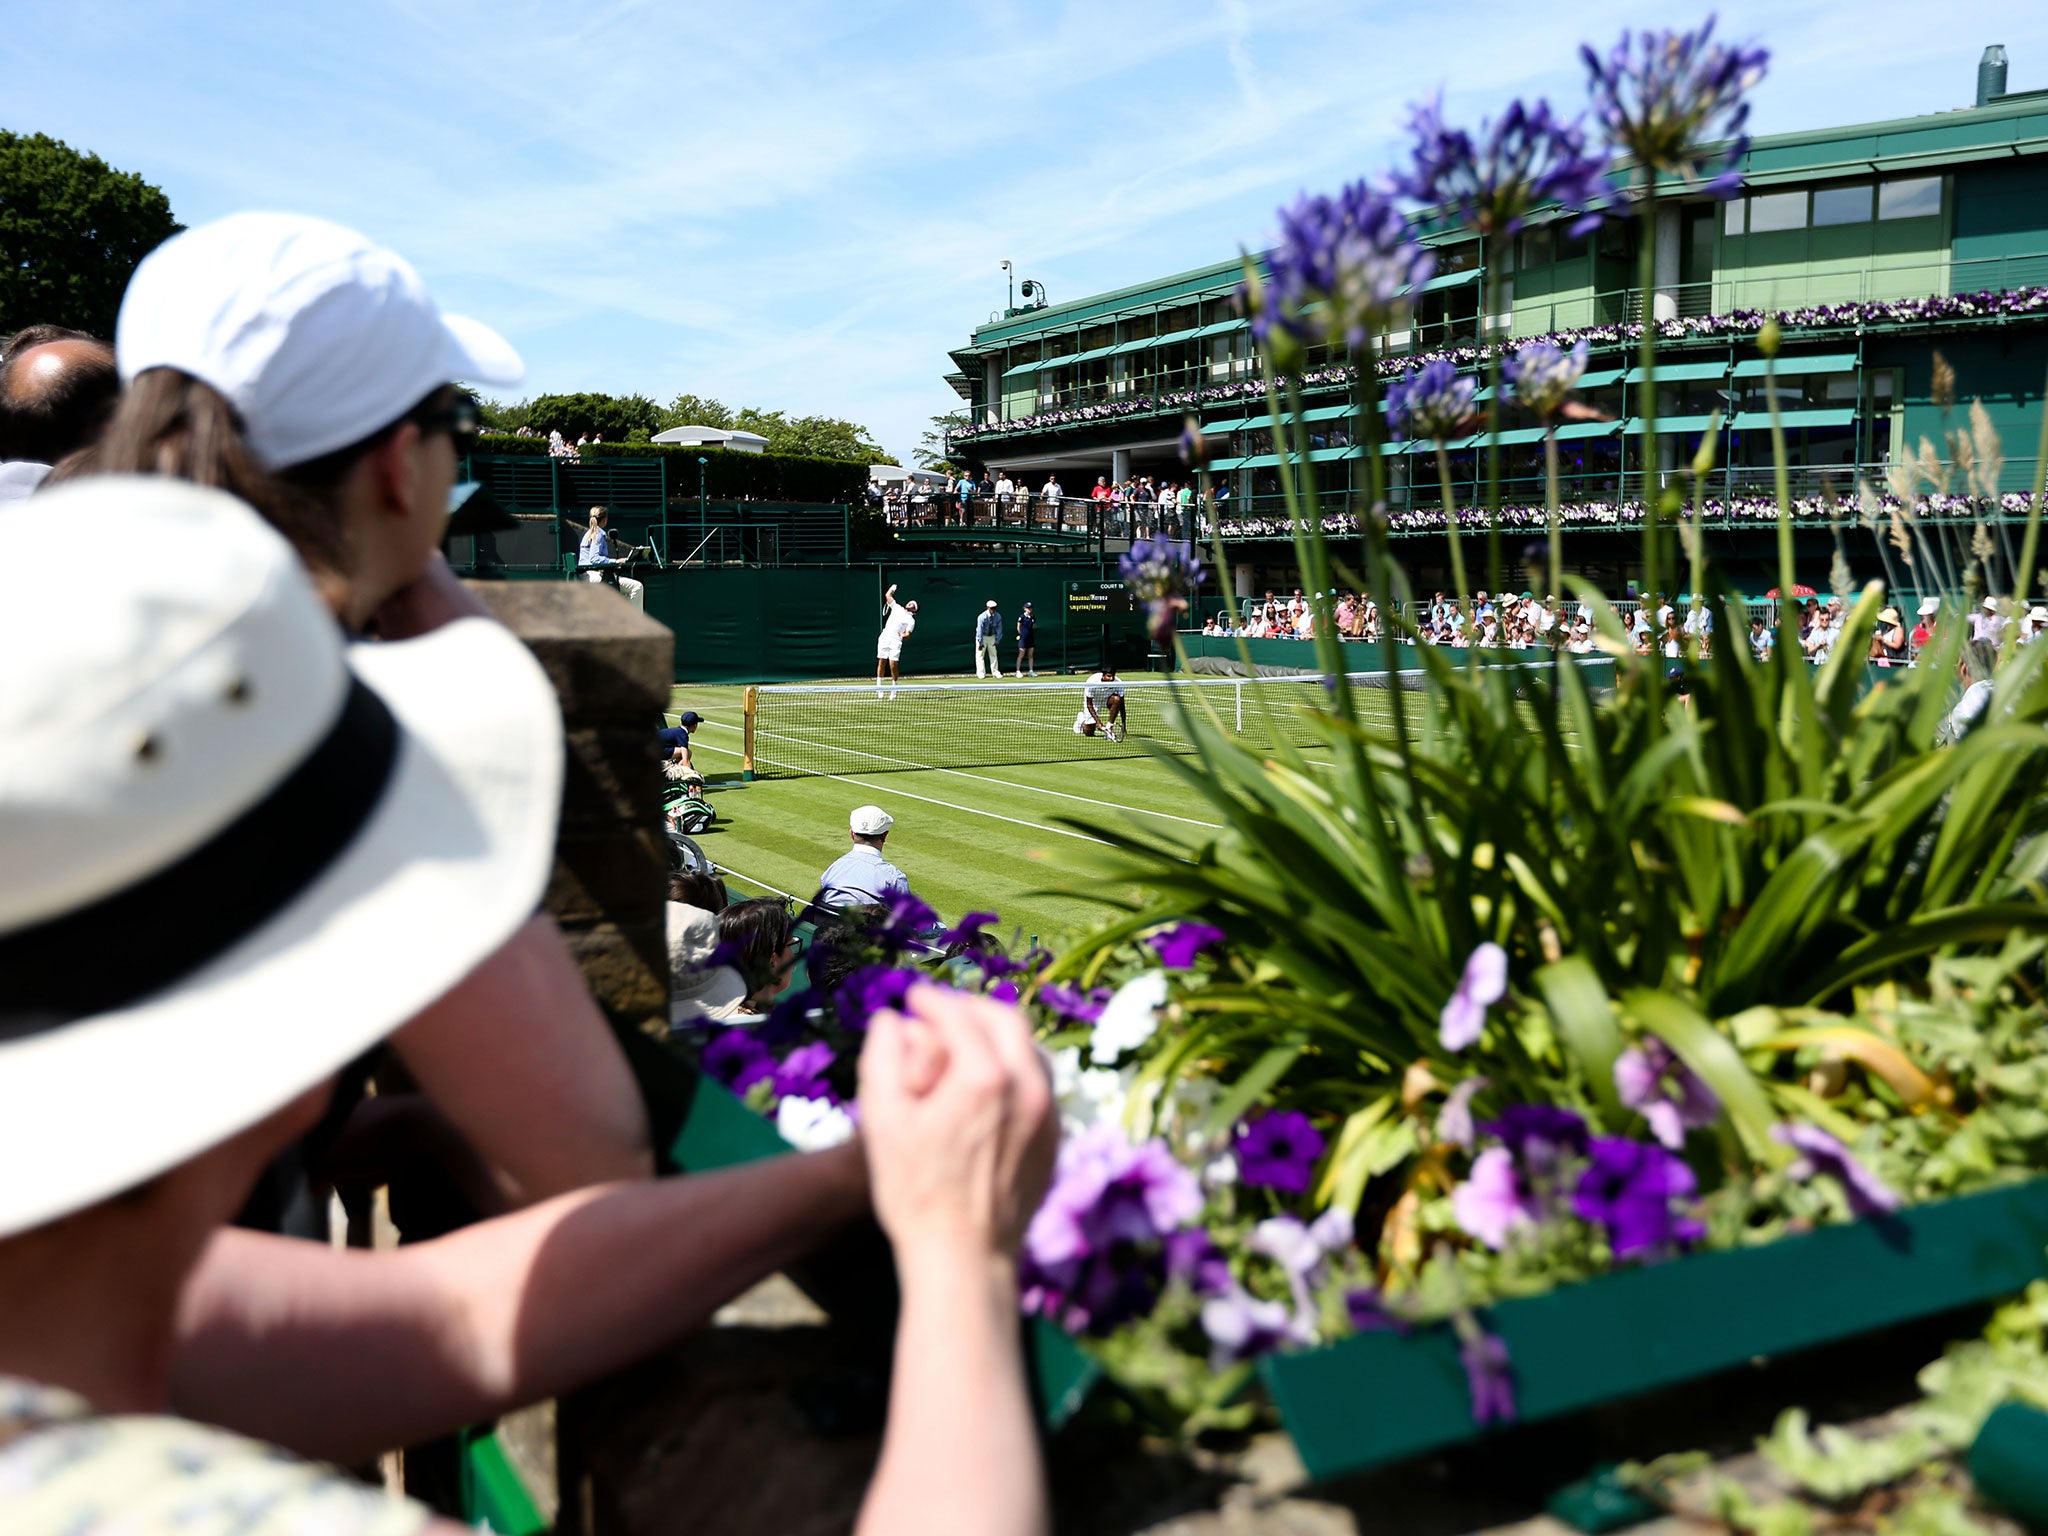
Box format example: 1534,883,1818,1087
413,396,482,456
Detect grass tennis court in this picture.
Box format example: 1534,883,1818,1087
668,673,1218,943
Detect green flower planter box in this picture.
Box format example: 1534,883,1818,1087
1262,1178,2048,1483
667,1072,1100,1429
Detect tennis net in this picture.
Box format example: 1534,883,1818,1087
732,661,1611,778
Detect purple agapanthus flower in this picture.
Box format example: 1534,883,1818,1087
1384,358,1478,443
1614,1038,1720,1150
1179,416,1212,469
1440,942,1508,1051
1582,19,1769,197
1038,981,1115,1025
1573,1136,1706,1259
1482,1105,1591,1171
942,911,1000,948
1460,1328,1517,1424
1396,94,1611,238
1503,337,1592,419
771,1040,838,1105
1345,1287,1411,1334
1451,1146,1538,1250
1234,1109,1327,1194
1772,1123,1902,1216
833,965,923,1030
702,1029,775,1095
1021,1123,1206,1336
1260,179,1436,352
1437,1075,1492,1149
1147,921,1227,969
1119,538,1206,646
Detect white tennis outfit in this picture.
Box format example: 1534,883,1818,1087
1073,672,1125,733
877,602,915,660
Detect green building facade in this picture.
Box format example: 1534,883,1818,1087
943,75,2048,590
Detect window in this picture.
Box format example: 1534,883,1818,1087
1879,176,1942,220
1518,225,1554,269
1748,191,1808,232
1723,198,1747,236
1812,183,1873,226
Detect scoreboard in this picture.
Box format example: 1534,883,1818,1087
1066,581,1134,619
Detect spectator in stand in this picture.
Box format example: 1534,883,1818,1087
1972,596,2012,648
1177,480,1195,537
818,805,913,908
1091,475,1112,512
974,599,1004,680
1039,473,1063,517
1912,597,1938,654
993,470,1013,503
0,326,119,500
1873,606,1910,666
1750,614,1774,662
705,898,802,1022
1804,598,1845,662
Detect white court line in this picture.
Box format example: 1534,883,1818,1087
687,735,1110,845
673,707,1221,829
715,862,802,901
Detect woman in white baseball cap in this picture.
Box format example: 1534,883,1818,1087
0,479,1056,1535
88,211,660,1228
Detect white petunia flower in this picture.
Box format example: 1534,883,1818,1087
775,1095,856,1152
1090,970,1170,1064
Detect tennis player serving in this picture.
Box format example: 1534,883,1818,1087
875,582,917,699
1074,664,1126,740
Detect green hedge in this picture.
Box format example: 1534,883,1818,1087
471,436,868,503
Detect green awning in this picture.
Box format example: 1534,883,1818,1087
1000,357,1044,379
1192,318,1248,339
1730,351,1858,378
1623,360,1728,383
1206,403,1348,434
1622,414,1729,435
1578,368,1626,390
1763,407,1858,430
1109,325,1202,355
1448,426,1549,448
1421,267,1483,292
1217,446,1357,470
1203,416,1254,434
1555,419,1623,440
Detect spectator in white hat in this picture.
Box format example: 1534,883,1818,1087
0,478,1055,1533
94,212,657,1224
818,805,912,909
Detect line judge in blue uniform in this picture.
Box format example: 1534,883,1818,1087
817,805,912,909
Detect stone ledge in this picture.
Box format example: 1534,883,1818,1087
468,582,673,722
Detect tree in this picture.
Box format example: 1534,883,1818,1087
659,393,735,432
474,395,532,433
734,408,892,464
0,132,180,337
914,411,970,474
525,391,661,441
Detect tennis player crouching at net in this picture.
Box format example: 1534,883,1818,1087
1074,664,1126,740
0,481,1056,1536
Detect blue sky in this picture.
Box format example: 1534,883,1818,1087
8,1,2047,461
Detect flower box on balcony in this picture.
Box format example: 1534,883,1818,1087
1260,1177,2048,1483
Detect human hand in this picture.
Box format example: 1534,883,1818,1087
859,985,1056,1267
368,554,492,640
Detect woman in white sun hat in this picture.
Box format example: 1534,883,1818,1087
0,479,1055,1536
91,212,657,1223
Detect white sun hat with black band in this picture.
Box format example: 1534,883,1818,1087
115,211,525,470
0,477,561,1238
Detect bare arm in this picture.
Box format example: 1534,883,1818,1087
390,914,654,1200
171,1141,868,1465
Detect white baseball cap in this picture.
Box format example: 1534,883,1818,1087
986,599,998,608
0,476,561,1237
1918,597,1940,617
116,212,525,470
850,806,894,835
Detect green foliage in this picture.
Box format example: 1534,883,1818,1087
0,132,180,336
526,391,661,442
473,395,532,433
466,435,869,503
657,391,892,463
915,411,970,473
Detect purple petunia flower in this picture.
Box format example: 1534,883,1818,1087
1202,1286,1299,1368
1164,1227,1233,1298
1573,1136,1706,1259
1451,1146,1539,1250
771,1040,838,1105
1396,94,1611,239
832,965,923,1030
989,979,1019,1004
1582,20,1769,197
1614,1038,1720,1150
1503,337,1591,420
702,1028,775,1095
1259,179,1436,352
1772,1123,1901,1217
1038,981,1114,1025
875,889,941,950
1440,942,1508,1051
757,986,822,1048
1384,357,1478,443
1460,1328,1517,1424
1021,1123,1207,1337
1234,1110,1327,1194
1482,1104,1590,1170
1345,1287,1411,1334
1147,921,1227,969
941,911,1000,948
